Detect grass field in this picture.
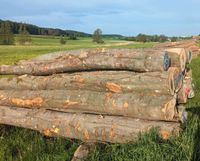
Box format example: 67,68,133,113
0,36,199,161
0,35,156,65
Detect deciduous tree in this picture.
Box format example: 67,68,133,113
60,35,66,44
92,28,104,43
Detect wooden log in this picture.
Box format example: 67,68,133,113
0,89,177,121
165,48,187,72
177,78,194,103
0,68,183,95
154,39,198,49
0,48,171,75
168,67,183,93
71,142,96,161
185,69,195,99
154,39,199,58
166,48,193,64
185,49,192,64
0,106,180,143
177,80,188,104
177,71,194,103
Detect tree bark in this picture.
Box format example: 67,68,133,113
0,89,177,121
0,48,171,75
0,106,180,143
0,68,183,95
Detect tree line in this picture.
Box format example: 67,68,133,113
0,19,91,37
124,33,191,43
0,20,194,45
0,21,31,45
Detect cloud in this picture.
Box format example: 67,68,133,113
1,0,200,36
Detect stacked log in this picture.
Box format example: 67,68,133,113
0,48,187,75
0,47,194,144
154,39,199,58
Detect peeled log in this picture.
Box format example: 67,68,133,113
0,48,171,75
0,89,177,121
0,68,183,95
0,106,180,143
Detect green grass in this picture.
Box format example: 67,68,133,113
0,35,156,64
0,36,199,161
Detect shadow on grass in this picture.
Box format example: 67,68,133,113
187,107,200,161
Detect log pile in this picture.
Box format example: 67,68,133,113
0,47,194,144
154,39,200,58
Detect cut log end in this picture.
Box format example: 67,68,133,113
168,67,183,95
186,49,193,64
163,52,171,71
162,98,177,120
71,142,96,161
177,105,187,123
166,48,187,72
178,75,195,103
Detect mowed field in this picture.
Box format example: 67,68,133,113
0,36,199,161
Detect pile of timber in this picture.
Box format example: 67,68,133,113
0,48,194,144
154,39,200,58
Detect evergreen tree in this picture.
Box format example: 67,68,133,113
92,28,104,43
60,35,66,44
18,23,31,45
0,21,14,45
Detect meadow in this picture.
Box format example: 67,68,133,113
0,36,156,64
0,35,199,161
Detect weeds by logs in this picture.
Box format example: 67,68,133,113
0,46,196,144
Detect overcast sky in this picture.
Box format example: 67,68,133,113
0,0,200,36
